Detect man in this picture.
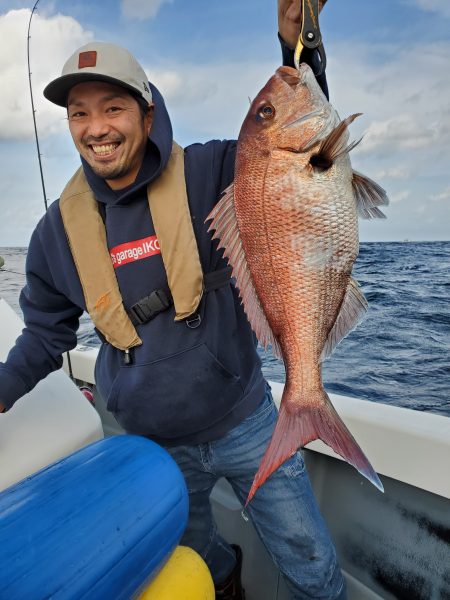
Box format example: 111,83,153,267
0,2,346,599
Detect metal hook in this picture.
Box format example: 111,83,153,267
294,0,326,75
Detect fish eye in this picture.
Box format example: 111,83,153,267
257,104,275,120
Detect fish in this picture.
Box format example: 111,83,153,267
206,64,388,504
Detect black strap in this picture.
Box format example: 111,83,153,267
127,266,232,326
203,265,233,292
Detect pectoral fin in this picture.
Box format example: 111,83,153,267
353,171,389,219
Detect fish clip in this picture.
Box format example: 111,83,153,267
294,0,327,75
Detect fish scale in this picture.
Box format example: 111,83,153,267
207,64,389,503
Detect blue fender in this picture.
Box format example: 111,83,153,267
0,435,188,599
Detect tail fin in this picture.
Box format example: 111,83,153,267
246,391,383,505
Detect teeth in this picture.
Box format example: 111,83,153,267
91,143,118,155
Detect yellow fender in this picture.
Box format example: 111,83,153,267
139,546,215,600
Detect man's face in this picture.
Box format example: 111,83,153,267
67,81,153,190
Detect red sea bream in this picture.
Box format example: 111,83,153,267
207,64,389,503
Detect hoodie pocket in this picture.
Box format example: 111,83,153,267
106,343,244,438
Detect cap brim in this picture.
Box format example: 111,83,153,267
43,73,144,107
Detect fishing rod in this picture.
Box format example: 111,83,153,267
25,1,79,385
27,0,49,212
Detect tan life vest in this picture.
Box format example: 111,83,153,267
59,142,204,352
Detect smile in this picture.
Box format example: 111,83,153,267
90,143,120,156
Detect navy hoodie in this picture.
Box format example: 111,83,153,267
0,43,328,445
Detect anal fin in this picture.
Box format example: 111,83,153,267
321,277,368,361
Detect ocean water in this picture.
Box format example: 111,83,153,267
1,242,449,417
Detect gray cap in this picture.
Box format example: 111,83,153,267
43,42,152,107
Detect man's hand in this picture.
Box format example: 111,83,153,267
0,402,6,413
278,0,327,49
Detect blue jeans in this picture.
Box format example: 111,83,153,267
164,386,347,600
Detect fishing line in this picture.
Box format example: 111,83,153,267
27,0,49,212
0,268,25,277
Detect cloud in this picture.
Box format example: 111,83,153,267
375,167,411,180
121,0,173,21
144,68,218,107
0,9,92,141
405,0,450,18
1,198,44,244
328,41,450,157
430,186,450,202
390,190,411,204
361,115,435,153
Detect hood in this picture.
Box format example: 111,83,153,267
81,81,173,205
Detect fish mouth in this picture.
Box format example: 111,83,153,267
276,64,338,150
275,66,301,90
276,63,320,90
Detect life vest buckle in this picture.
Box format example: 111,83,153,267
128,288,173,326
185,314,202,329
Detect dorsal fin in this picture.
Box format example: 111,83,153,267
352,171,389,219
206,184,283,358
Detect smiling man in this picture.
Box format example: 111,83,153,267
0,2,347,599
67,82,154,188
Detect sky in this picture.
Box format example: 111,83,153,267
0,0,449,245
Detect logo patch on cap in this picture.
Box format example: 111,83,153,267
78,51,97,69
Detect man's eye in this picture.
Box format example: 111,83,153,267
107,106,122,113
69,112,86,120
